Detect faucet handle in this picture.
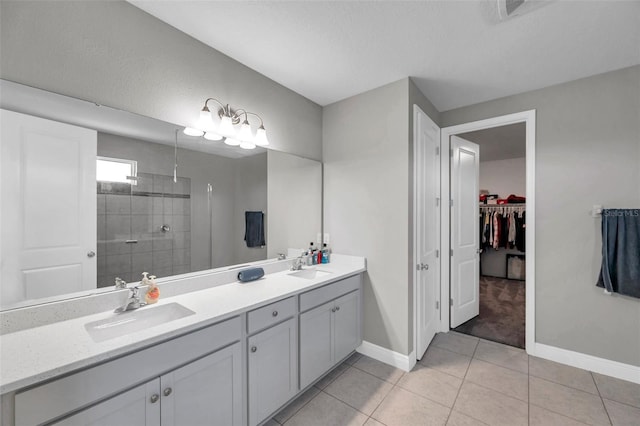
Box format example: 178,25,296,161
130,286,140,297
114,277,127,289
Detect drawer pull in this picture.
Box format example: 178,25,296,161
251,346,257,353
163,387,172,397
150,394,159,404
272,310,278,317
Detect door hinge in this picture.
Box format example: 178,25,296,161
450,298,453,306
435,147,440,156
436,301,440,310
450,149,453,157
436,197,440,207
435,249,439,258
450,249,453,257
450,199,454,207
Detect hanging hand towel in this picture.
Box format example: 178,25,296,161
596,209,640,298
244,211,266,248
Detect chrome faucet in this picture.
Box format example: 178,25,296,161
115,286,144,313
290,255,304,271
114,277,127,289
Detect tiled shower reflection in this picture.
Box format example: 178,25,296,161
97,173,191,288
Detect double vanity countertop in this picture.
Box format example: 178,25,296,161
0,255,366,394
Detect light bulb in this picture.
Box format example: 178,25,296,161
238,120,253,142
204,132,223,141
254,125,269,146
224,138,241,146
219,115,236,137
183,127,204,137
240,140,256,150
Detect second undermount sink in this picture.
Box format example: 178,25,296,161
288,268,333,280
85,302,195,343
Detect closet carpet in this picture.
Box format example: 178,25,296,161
453,276,525,348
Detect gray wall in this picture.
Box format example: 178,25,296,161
0,1,322,160
97,133,267,272
324,79,411,355
441,66,640,366
267,150,322,258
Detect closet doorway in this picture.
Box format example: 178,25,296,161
440,111,536,352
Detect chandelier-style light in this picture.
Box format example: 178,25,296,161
184,98,270,149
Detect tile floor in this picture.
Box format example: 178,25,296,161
266,331,640,426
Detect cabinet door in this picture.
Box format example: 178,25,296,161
161,342,242,426
299,300,333,389
248,318,297,426
52,380,160,426
333,291,361,362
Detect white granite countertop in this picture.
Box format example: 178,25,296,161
0,255,365,394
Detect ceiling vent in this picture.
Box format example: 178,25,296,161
496,0,551,21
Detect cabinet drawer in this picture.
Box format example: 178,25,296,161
15,316,241,426
299,274,361,312
247,296,296,334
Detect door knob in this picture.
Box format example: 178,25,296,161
87,251,96,258
163,387,172,397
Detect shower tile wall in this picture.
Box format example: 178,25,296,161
97,173,191,288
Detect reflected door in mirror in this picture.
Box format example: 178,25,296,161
1,109,97,307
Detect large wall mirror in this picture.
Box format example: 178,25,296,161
0,80,322,311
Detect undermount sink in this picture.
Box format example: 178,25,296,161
288,269,332,280
85,303,195,343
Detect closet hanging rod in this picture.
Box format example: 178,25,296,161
479,204,526,208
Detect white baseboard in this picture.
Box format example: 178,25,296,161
357,340,415,372
532,343,640,384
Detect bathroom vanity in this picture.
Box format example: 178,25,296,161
0,255,365,426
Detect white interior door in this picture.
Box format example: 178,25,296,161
450,135,480,328
414,106,440,359
1,109,97,307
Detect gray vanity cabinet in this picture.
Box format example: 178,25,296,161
53,342,243,426
299,289,361,389
247,317,298,426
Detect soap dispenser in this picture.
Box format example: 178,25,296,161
145,274,160,304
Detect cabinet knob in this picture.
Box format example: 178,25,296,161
87,251,96,258
331,307,336,313
251,346,257,353
163,387,172,397
150,394,159,404
336,306,340,311
272,310,278,317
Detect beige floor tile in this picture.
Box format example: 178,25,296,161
364,418,386,426
593,373,640,408
324,367,393,415
345,352,363,365
314,362,350,390
465,358,528,402
283,391,368,426
529,357,598,394
603,398,640,426
453,381,528,426
396,364,463,407
371,387,450,426
273,386,320,424
473,340,528,374
530,376,610,426
354,355,405,384
433,332,479,357
446,410,488,425
529,405,591,426
420,346,472,378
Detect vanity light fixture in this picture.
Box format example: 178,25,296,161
184,98,270,149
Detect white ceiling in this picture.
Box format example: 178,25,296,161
130,0,640,111
458,122,525,162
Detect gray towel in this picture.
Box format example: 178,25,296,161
244,211,265,248
596,209,640,298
